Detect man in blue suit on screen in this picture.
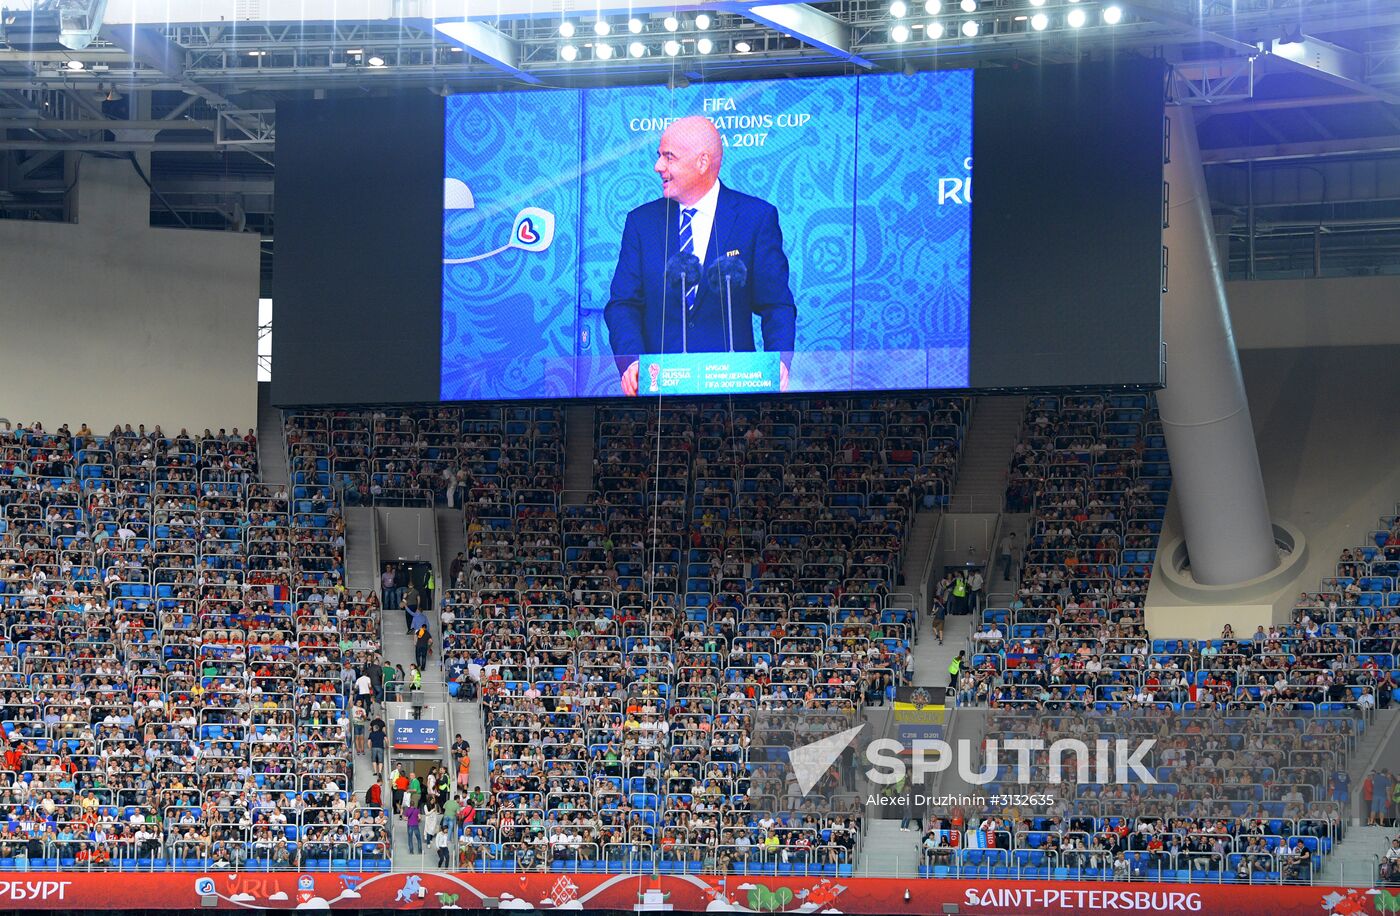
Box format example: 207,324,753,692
605,115,797,396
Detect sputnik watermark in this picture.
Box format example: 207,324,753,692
788,734,1157,798
866,738,1157,786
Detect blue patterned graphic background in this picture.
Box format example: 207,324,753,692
440,72,971,400
442,91,581,400
854,69,973,390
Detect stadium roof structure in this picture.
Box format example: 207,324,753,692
3,0,1400,282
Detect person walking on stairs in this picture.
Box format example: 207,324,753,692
381,563,401,611
434,825,451,868
404,800,423,854
415,625,433,671
998,532,1018,582
1372,770,1393,827
403,583,420,634
391,766,407,815
369,717,386,777
409,664,425,717
946,572,969,616
948,651,965,690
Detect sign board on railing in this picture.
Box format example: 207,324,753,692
0,872,1388,912
392,718,439,750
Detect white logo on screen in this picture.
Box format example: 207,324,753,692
444,178,555,264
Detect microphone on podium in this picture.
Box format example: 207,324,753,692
664,252,703,296
706,255,748,352
665,251,703,352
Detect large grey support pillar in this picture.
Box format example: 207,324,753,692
1158,107,1277,585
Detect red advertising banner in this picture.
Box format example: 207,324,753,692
0,871,1391,914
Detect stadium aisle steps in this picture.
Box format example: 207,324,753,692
951,396,1027,509
984,512,1032,607
382,617,452,871
1347,709,1400,793
436,507,466,581
1317,825,1395,885
915,614,974,697
344,506,380,592
255,382,290,488
892,509,940,617
562,404,596,505
860,820,923,875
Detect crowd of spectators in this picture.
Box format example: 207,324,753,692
0,419,388,870
1382,833,1400,885
915,395,1400,883
424,397,968,873
907,703,1352,881
954,395,1169,711
284,407,564,509
3,396,1390,885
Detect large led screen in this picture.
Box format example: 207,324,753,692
440,71,973,400
272,60,1166,407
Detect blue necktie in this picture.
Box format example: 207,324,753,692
678,206,698,311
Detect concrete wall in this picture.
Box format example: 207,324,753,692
1147,277,1400,637
1243,345,1400,575
1148,345,1400,639
0,156,259,432
934,513,999,572
1225,277,1400,350
375,507,439,566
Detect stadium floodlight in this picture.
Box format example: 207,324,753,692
559,20,576,37
367,55,386,67
664,15,679,31
594,19,611,35
735,40,752,52
1103,5,1122,23
1028,0,1045,5
925,0,941,12
560,43,579,60
960,0,976,12
664,38,681,54
629,17,644,33
696,37,713,53
961,19,978,35
890,0,907,17
66,59,84,70
891,23,910,41
629,40,646,56
928,21,945,37
1031,12,1048,29
695,13,712,29
1067,7,1086,27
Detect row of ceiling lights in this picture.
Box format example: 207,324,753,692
558,13,752,59
552,1,1123,58
112,1,1123,69
233,26,717,66
559,36,747,59
897,0,1120,13
558,13,716,39
887,0,1122,40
